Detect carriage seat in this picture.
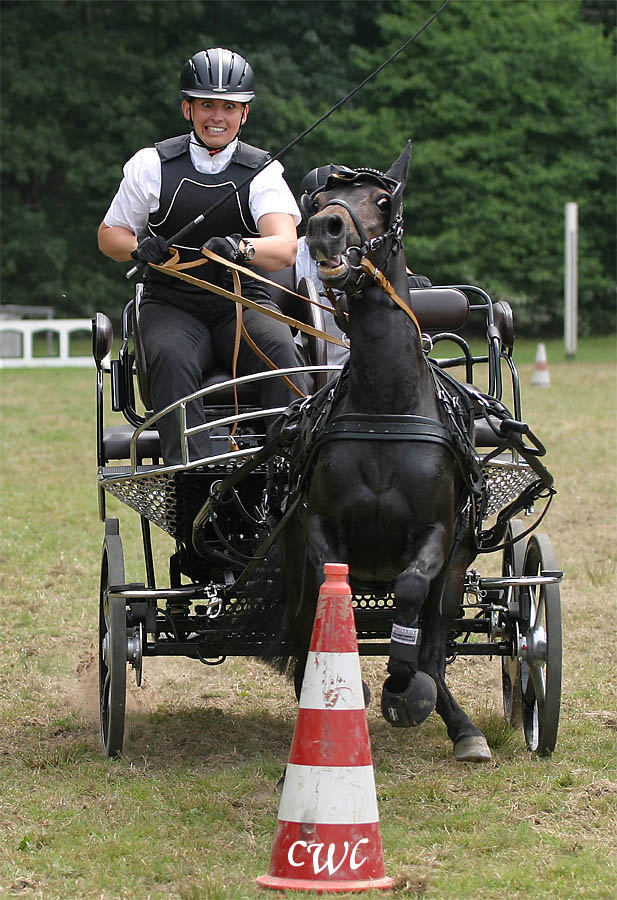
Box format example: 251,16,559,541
408,287,469,334
102,424,161,464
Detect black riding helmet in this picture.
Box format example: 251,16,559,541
181,48,256,102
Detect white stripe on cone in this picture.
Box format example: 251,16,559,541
278,763,380,824
531,342,550,386
299,651,365,710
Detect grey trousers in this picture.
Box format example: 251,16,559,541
139,294,306,465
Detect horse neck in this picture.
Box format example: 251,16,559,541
345,255,435,416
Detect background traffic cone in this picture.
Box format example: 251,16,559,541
531,342,550,386
257,562,393,893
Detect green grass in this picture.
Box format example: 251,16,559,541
1,342,616,899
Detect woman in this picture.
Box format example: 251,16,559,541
98,48,305,464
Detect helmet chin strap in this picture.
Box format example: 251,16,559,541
189,120,228,155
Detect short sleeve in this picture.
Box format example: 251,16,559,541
249,159,301,227
102,147,162,236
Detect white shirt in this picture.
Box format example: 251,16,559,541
103,134,301,236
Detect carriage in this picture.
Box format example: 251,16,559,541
92,152,562,763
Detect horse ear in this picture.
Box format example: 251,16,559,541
300,192,316,222
386,140,412,190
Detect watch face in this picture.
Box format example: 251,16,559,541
244,241,255,260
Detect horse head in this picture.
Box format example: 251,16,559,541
304,142,411,290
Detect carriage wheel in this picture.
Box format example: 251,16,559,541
520,533,562,756
99,522,127,758
501,519,526,727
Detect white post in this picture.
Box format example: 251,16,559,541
564,202,578,359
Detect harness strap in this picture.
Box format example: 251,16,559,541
314,413,454,450
359,258,423,337
149,248,346,346
224,266,306,450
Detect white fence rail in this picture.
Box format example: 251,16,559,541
0,319,93,368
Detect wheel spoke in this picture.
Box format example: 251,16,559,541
529,661,546,707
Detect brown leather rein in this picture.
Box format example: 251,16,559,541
147,245,421,443
358,257,423,338
148,246,346,443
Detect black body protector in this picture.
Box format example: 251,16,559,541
144,134,270,305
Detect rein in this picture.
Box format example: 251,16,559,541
358,258,423,338
147,247,347,436
148,247,347,354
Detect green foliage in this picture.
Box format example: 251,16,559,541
1,0,614,333
335,0,616,333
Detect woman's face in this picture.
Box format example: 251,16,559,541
182,98,249,148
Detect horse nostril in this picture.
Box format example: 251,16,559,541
326,214,344,238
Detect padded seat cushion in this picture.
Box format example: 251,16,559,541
474,417,508,448
103,424,161,463
408,288,469,334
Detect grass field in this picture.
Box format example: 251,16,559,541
1,338,616,899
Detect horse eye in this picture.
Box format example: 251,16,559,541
376,196,390,211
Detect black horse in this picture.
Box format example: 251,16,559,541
279,144,491,762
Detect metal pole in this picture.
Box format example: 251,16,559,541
564,202,578,359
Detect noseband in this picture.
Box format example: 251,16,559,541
320,197,404,266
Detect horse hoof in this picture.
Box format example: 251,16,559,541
453,736,492,762
381,671,437,727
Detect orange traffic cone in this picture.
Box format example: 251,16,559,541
257,563,393,893
531,342,550,386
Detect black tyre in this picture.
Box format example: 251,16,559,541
520,533,562,755
99,521,127,758
501,519,526,727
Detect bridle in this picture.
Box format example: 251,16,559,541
311,171,422,337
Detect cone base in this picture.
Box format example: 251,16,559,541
256,873,394,893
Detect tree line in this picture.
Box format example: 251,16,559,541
1,0,615,333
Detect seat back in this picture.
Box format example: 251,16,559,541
408,287,469,334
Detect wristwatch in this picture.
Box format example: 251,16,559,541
240,239,256,262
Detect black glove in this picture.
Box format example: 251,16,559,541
131,234,170,264
202,234,243,263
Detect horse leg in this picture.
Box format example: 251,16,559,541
420,553,491,762
380,525,449,728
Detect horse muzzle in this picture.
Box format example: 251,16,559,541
315,254,350,287
306,211,355,287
